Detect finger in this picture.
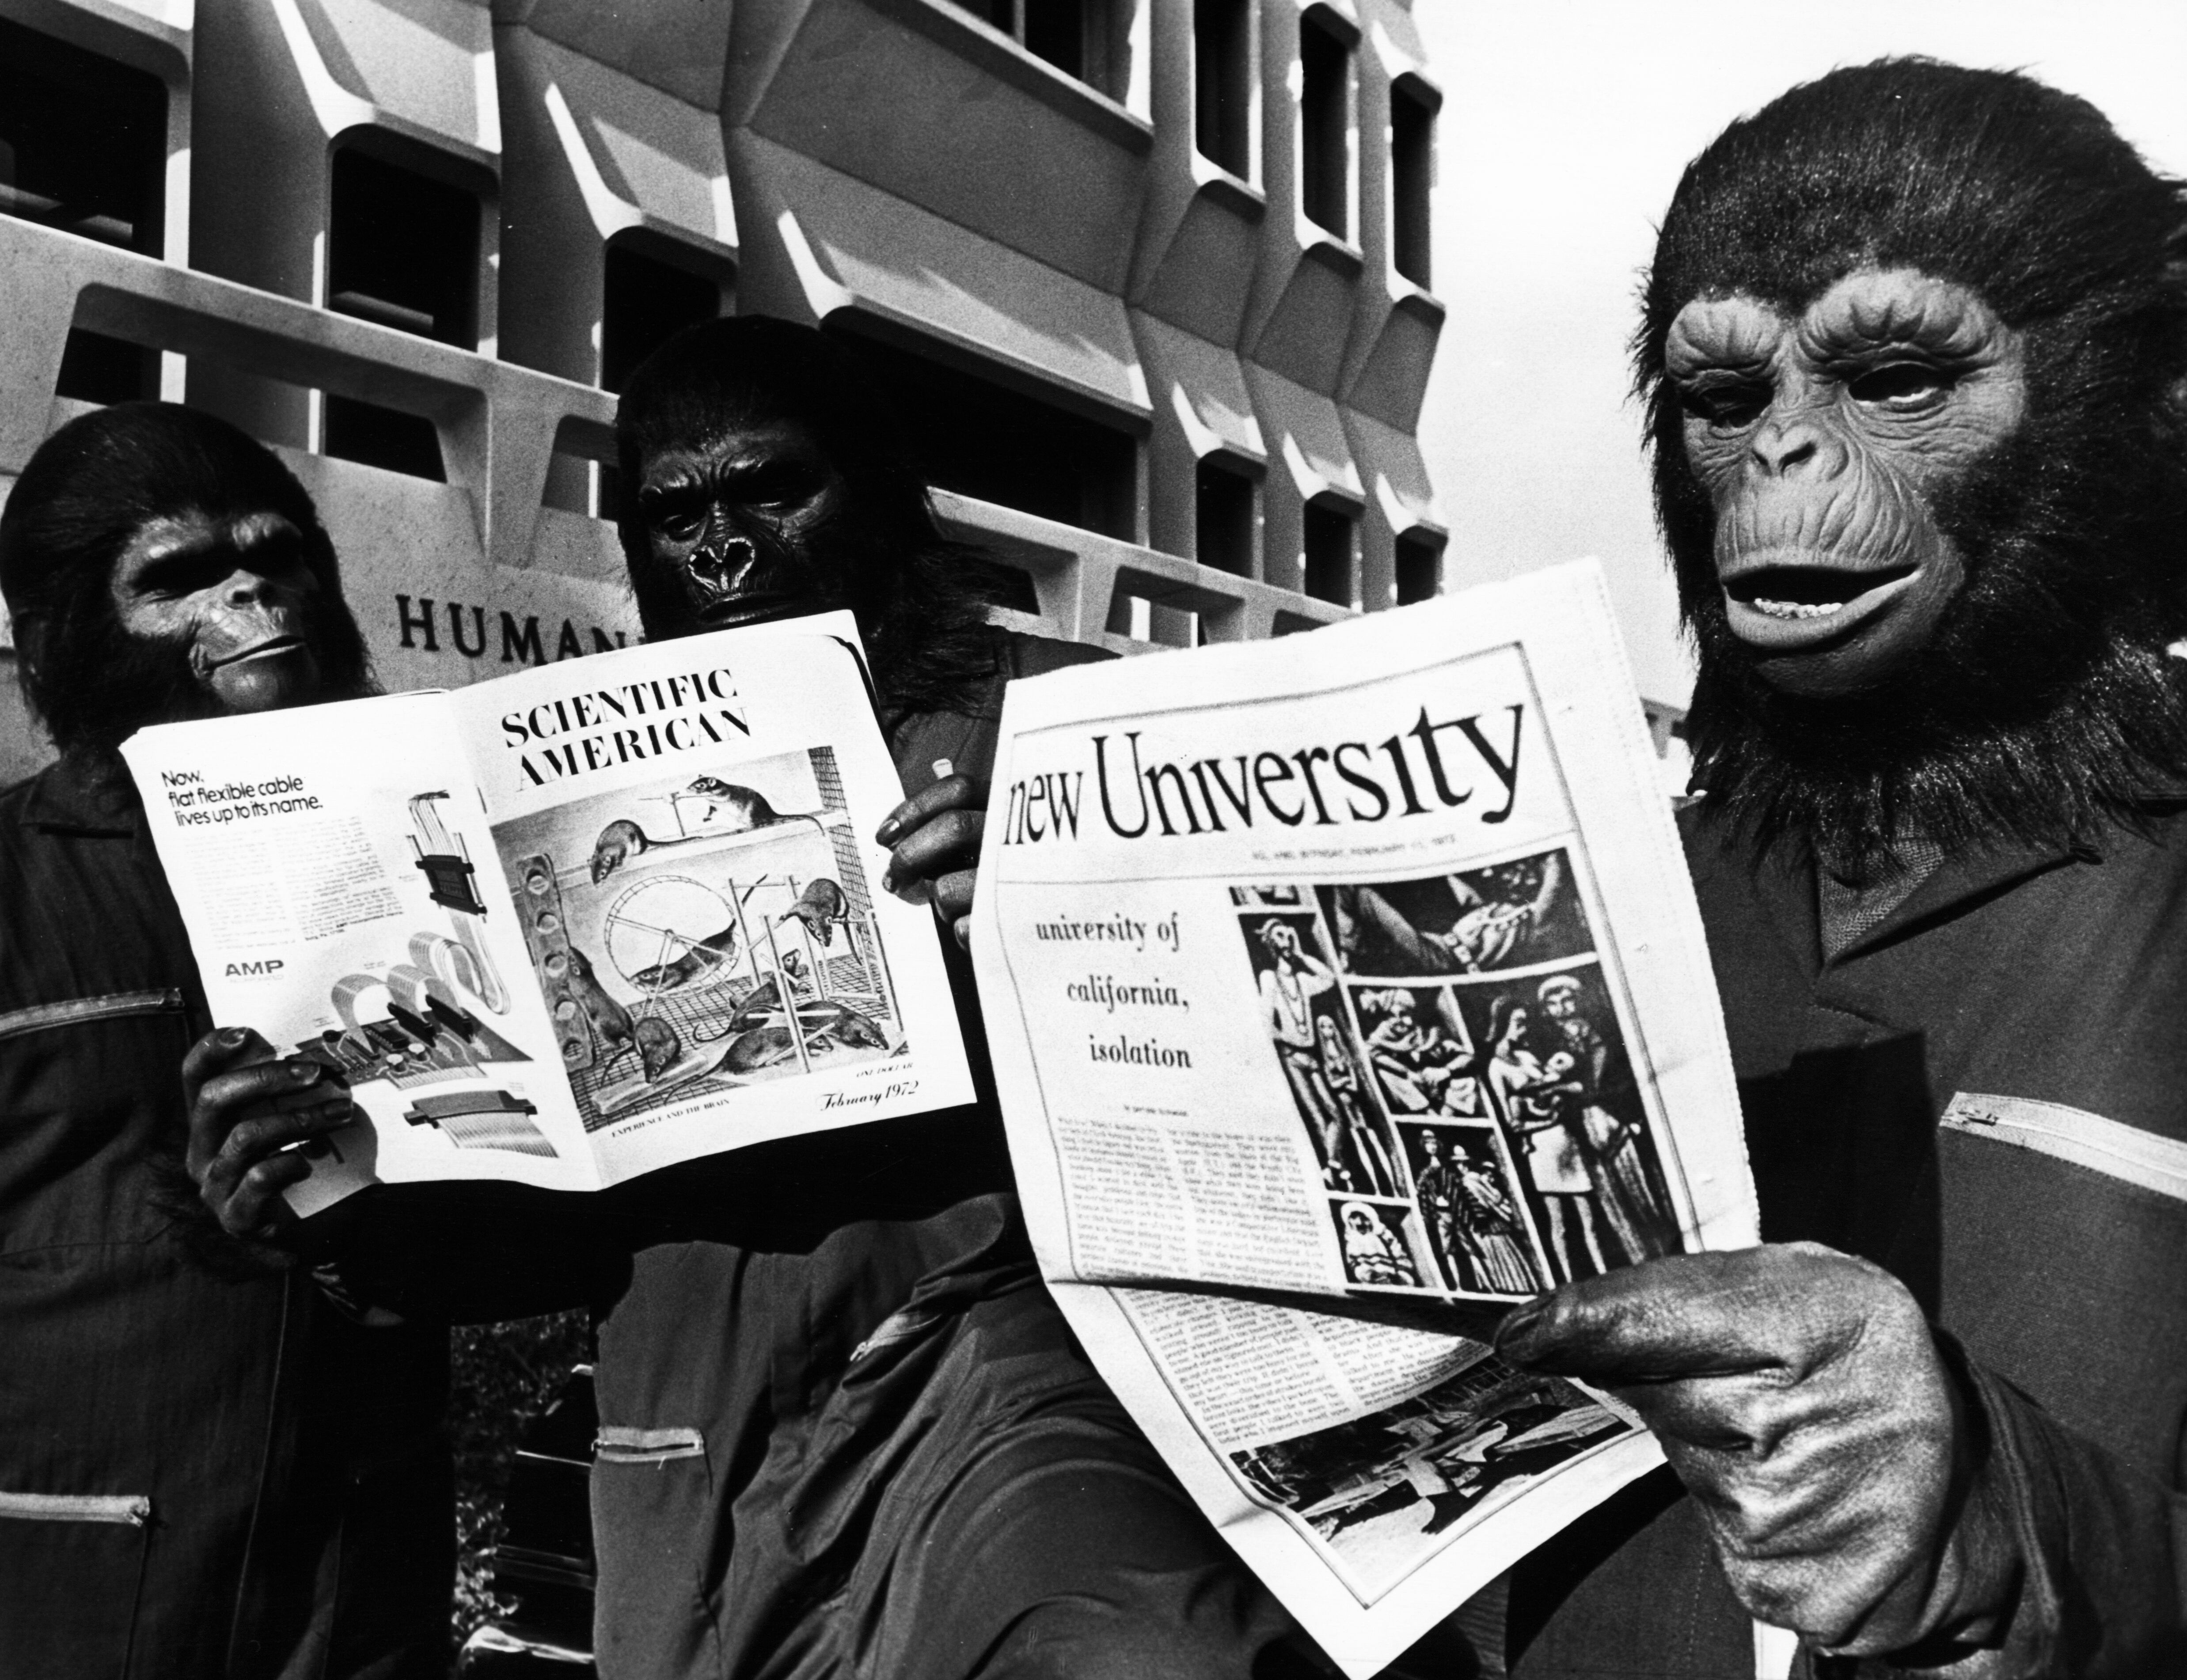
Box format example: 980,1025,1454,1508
193,1064,347,1182
188,1055,339,1178
196,1058,343,1129
883,810,984,889
875,773,985,847
1598,1370,1803,1453
182,1025,272,1110
205,1098,357,1185
224,1153,317,1239
931,868,977,926
202,1099,355,1224
1494,1248,1855,1383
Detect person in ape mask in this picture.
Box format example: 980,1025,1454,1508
4,400,371,749
1494,63,2187,1679
615,318,1017,945
1637,59,2187,879
0,402,448,1679
188,326,1319,1680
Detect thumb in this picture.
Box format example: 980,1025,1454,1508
1495,1248,1836,1385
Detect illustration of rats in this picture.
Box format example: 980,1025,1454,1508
589,778,826,884
634,1015,682,1081
778,878,847,947
565,946,633,1056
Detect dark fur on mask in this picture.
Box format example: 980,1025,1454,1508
1639,60,2187,872
0,402,372,754
615,318,1012,719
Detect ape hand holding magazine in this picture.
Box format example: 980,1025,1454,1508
120,612,971,1212
972,561,1759,1676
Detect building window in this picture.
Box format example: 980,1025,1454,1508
838,329,1138,546
947,0,1126,100
1192,0,1250,179
592,243,723,517
1302,501,1353,605
1195,458,1255,576
1391,76,1435,288
601,245,722,394
1298,11,1351,241
1395,533,1441,605
1,19,167,403
323,147,480,479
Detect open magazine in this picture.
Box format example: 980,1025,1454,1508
121,612,972,1215
971,561,1757,1676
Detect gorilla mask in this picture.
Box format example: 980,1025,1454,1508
631,417,854,634
612,318,1006,718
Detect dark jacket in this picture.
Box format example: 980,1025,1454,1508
1508,802,2187,1678
335,629,1308,1680
0,753,451,1680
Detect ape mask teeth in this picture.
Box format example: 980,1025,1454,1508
1723,563,1918,611
1748,598,1841,621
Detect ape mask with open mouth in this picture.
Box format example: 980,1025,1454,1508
1640,59,2187,876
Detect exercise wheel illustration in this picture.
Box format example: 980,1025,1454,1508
602,874,754,997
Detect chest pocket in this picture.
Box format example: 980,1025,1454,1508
0,1491,152,1680
1937,1091,2187,1487
0,989,192,1253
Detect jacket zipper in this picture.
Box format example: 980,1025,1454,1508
0,1490,151,1525
0,989,185,1043
1941,1092,2187,1203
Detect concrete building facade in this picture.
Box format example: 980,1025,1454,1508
0,0,1446,784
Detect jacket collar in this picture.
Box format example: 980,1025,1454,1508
1823,836,2083,966
1685,799,2089,974
1827,788,2187,963
23,751,143,837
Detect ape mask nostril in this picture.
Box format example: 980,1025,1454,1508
681,535,759,614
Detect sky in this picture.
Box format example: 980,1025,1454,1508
1410,1,2187,706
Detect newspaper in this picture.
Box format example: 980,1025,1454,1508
971,561,1756,1675
120,612,972,1214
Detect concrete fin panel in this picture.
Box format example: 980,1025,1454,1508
740,0,1148,295
1133,313,1263,463
1344,408,1443,538
491,0,727,110
1133,177,1265,345
524,36,734,256
292,0,498,155
740,138,1147,424
1342,289,1443,430
1243,361,1361,504
1248,241,1361,395
11,0,193,77
1366,9,1432,87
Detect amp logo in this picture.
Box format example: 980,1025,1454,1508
225,959,285,978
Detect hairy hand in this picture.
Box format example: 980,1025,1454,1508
1496,1243,1971,1655
183,1027,357,1242
875,772,984,948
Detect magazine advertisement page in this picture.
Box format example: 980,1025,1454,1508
123,614,972,1212
971,561,1754,1673
125,689,576,1209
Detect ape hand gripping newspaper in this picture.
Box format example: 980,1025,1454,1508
972,562,1757,1676
119,613,971,1214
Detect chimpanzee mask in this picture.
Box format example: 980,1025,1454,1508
1639,60,2187,872
0,403,371,753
